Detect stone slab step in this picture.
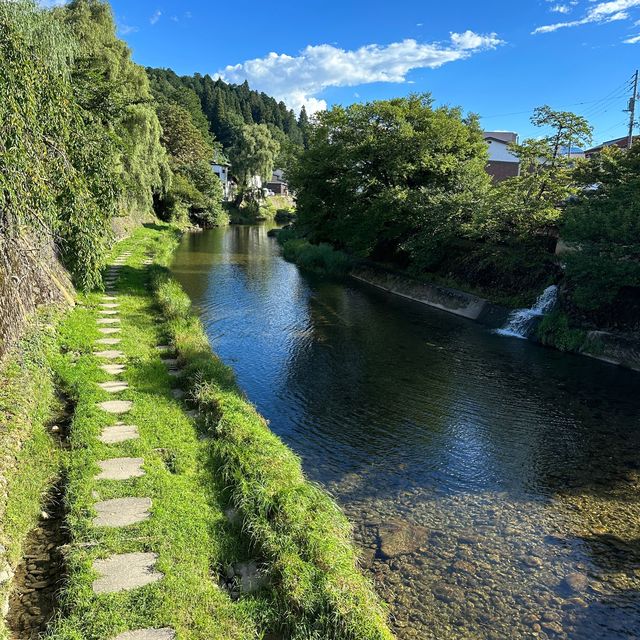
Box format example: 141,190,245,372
101,364,125,376
95,350,125,360
92,552,162,594
98,319,121,325
98,381,129,394
96,458,144,480
162,358,179,367
100,310,119,316
167,369,182,378
156,346,171,353
99,400,133,414
99,424,139,444
171,389,185,400
102,295,118,301
93,497,152,527
98,328,121,335
113,630,175,640
101,302,120,308
95,338,121,346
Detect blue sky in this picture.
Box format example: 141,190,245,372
50,0,640,144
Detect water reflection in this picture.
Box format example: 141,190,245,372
172,225,640,639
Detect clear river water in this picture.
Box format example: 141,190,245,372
171,224,640,640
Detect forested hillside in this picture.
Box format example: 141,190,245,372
146,67,310,153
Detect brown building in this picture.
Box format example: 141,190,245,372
484,132,520,183
584,135,639,158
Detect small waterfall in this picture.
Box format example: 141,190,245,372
495,285,558,340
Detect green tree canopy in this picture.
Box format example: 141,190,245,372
562,144,640,315
229,123,280,191
290,94,491,267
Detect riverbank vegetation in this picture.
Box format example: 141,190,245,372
151,228,393,639
288,94,640,341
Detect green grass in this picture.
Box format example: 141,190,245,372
150,253,393,640
2,222,393,640
45,227,268,639
0,312,62,639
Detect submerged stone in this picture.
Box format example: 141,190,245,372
92,553,162,594
377,519,429,559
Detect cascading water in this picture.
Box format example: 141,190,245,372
495,285,558,340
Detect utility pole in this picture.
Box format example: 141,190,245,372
627,69,639,150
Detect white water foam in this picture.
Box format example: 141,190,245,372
495,285,558,340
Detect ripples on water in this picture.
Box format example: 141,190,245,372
172,225,640,640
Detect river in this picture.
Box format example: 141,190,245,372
171,224,640,640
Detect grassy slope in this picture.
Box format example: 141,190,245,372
46,227,266,639
0,312,61,639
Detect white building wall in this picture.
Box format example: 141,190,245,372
485,139,520,163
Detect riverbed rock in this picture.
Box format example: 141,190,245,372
562,572,589,594
378,519,429,559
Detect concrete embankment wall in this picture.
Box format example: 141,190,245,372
350,265,511,329
351,265,640,373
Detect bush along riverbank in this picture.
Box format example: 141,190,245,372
1,223,393,639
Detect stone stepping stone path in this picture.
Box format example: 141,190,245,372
113,630,175,640
101,364,125,375
93,498,152,527
98,328,121,335
99,424,139,445
95,350,125,360
96,338,121,346
90,258,176,627
171,389,185,400
98,381,129,394
96,458,145,481
92,553,162,594
98,400,133,414
162,358,179,367
156,346,171,353
167,369,182,378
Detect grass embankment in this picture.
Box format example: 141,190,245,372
0,312,63,638
43,227,266,639
151,232,393,639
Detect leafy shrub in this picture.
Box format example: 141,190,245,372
281,239,352,276
536,310,587,352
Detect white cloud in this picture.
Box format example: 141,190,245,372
623,32,640,41
150,10,162,25
534,0,640,34
118,24,139,35
550,4,572,14
216,31,504,114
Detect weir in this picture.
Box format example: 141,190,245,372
495,285,558,339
